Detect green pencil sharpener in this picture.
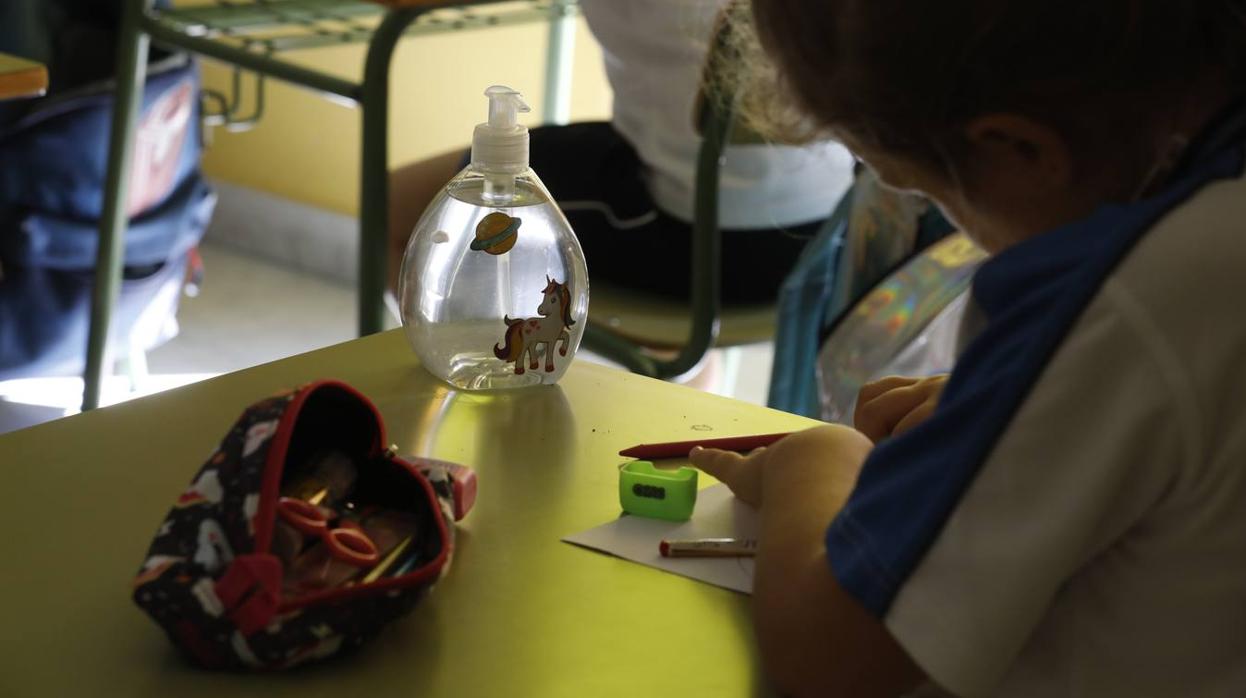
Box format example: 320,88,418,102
619,460,698,522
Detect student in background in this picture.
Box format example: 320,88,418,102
691,1,1246,695
388,0,855,304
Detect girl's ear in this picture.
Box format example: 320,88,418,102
963,114,1073,192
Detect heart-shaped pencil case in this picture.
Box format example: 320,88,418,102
132,380,476,670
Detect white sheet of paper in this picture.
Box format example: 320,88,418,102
562,484,758,594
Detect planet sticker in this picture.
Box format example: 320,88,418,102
470,212,521,255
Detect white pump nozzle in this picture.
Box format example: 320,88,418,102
471,85,530,176
485,85,530,129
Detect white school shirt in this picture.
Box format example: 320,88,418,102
580,0,855,230
887,170,1246,696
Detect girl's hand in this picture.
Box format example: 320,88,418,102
854,374,948,443
688,425,872,507
688,444,769,507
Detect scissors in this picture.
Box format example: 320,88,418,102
276,495,380,567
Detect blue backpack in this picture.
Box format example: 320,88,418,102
768,170,955,417
0,0,215,380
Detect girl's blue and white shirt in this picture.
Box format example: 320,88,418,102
828,109,1246,697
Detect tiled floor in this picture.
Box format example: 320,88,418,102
0,240,775,434
147,242,358,375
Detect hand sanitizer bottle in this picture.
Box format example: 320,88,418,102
398,85,589,390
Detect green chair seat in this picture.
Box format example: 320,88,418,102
589,285,775,351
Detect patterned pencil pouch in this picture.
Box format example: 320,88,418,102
132,380,476,670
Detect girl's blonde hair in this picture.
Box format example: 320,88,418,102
705,0,824,146
736,0,1246,168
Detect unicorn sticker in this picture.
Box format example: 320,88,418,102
494,276,576,375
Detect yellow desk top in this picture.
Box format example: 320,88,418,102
0,53,48,101
0,330,817,697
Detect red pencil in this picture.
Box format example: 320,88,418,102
618,432,793,459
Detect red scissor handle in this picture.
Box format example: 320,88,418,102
277,497,329,535
326,523,380,566
277,497,381,567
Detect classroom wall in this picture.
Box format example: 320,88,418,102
197,17,611,216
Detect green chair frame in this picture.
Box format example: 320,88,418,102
580,87,735,381
581,6,765,382
84,0,578,410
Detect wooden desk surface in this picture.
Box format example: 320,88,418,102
0,53,48,101
0,330,817,697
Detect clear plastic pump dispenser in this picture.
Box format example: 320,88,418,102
398,86,589,390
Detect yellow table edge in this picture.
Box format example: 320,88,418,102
0,329,820,696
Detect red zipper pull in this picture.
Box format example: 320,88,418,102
214,554,283,636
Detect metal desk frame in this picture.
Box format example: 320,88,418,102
84,0,578,409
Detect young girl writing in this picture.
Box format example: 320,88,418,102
692,2,1246,696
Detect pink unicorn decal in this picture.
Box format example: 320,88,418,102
494,276,576,374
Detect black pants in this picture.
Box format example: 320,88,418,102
526,121,827,305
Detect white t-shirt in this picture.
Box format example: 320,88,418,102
886,172,1246,696
580,0,856,230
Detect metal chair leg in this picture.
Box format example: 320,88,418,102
659,90,731,380
358,8,423,337
83,0,156,411
582,324,660,377
580,45,733,382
